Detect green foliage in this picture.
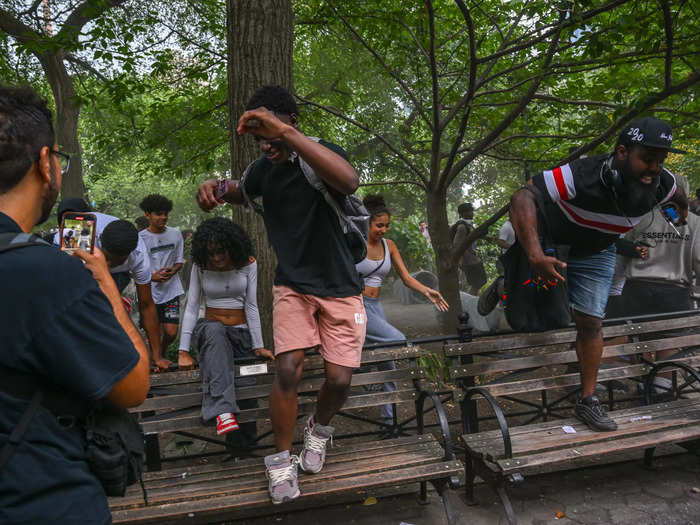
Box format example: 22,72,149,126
387,217,434,272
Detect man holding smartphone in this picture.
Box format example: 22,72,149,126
0,84,150,524
196,85,365,504
54,200,171,371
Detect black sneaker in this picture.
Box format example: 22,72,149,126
574,395,618,431
477,276,504,316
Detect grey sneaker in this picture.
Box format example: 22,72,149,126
574,395,618,431
264,450,300,504
299,417,334,474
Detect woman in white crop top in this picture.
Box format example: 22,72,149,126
179,218,273,437
356,195,448,423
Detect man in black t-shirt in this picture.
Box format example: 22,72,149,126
197,85,365,504
510,117,688,431
0,85,150,524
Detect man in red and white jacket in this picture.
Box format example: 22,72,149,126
510,117,687,431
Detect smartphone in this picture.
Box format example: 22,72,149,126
661,203,681,225
213,180,230,201
60,212,96,254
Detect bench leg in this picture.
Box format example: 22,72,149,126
464,455,476,505
644,447,656,468
145,434,161,472
418,480,429,504
431,479,458,525
496,483,517,525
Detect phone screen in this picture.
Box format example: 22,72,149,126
60,212,96,254
662,204,680,223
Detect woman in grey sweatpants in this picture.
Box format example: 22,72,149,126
179,218,273,438
358,195,449,424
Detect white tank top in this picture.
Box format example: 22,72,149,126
356,238,391,287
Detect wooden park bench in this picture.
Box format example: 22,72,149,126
445,311,700,525
110,345,463,524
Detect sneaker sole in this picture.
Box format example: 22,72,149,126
271,488,300,504
216,424,240,435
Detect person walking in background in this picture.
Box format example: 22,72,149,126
358,195,448,425
451,202,487,295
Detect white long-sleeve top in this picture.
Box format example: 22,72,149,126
179,261,263,351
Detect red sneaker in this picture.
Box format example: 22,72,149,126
216,413,239,435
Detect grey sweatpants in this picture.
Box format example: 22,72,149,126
362,296,404,421
193,319,255,422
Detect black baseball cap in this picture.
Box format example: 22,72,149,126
617,117,686,154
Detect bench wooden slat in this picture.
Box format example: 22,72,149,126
444,314,700,356
462,397,700,446
112,461,463,524
141,434,438,483
149,346,427,388
115,442,446,507
141,388,422,434
464,399,700,461
468,355,700,397
135,367,428,414
450,333,700,378
495,423,700,474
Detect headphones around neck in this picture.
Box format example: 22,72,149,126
600,156,623,191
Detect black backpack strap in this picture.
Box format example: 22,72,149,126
0,390,42,473
0,232,50,253
523,185,555,247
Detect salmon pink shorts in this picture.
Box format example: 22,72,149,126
272,285,366,368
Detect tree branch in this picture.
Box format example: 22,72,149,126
661,0,673,90
426,0,441,188
559,71,700,165
296,94,427,185
359,179,427,189
447,13,564,186
326,1,432,130
476,0,630,65
60,0,130,38
0,7,42,45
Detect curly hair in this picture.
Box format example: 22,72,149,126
139,193,173,213
191,217,253,269
363,194,390,220
0,84,55,193
245,85,298,116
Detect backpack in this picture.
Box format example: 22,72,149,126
449,218,472,243
0,233,147,502
499,186,572,332
239,139,370,263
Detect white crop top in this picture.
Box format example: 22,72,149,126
179,261,263,351
355,239,392,288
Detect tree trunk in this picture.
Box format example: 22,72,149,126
427,187,461,333
38,52,85,199
226,0,293,348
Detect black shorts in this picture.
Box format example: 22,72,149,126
621,280,691,317
156,297,180,324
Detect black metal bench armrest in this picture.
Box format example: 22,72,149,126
415,386,454,461
644,361,700,405
464,387,513,460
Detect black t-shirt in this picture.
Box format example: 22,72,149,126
532,154,676,255
243,140,362,297
0,212,138,524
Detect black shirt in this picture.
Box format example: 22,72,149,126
0,212,138,524
244,140,362,297
532,154,676,255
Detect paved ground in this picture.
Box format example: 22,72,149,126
242,449,700,524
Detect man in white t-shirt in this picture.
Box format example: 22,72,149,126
138,194,185,363
54,199,170,371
